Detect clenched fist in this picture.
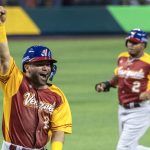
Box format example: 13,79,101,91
95,81,111,92
95,83,106,92
0,6,6,24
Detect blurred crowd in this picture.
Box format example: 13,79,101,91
64,0,150,5
0,0,150,7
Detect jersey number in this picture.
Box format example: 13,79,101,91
132,81,141,93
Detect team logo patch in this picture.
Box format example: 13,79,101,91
41,49,48,57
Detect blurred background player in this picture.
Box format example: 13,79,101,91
95,28,150,150
0,6,72,150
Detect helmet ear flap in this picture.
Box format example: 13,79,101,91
125,40,128,47
144,43,147,48
49,64,57,81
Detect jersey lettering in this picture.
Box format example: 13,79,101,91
23,92,56,114
118,67,144,79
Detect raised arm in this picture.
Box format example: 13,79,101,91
0,6,11,75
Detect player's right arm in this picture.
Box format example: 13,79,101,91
0,6,11,75
95,75,118,92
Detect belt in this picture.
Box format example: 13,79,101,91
2,140,46,150
9,145,45,150
121,102,141,109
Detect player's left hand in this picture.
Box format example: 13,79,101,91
139,91,150,101
0,6,6,24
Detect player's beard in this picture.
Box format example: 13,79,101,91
128,48,142,58
129,53,137,58
29,72,50,88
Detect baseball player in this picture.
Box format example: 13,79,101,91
95,28,150,150
0,6,72,150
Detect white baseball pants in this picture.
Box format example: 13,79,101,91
116,101,150,150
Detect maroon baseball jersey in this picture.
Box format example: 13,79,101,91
114,52,150,105
0,57,72,148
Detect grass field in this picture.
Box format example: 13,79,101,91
0,36,150,150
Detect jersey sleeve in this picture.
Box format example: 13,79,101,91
0,56,23,95
0,57,14,89
113,58,119,76
113,52,129,76
50,86,72,134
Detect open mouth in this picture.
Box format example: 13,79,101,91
40,73,48,80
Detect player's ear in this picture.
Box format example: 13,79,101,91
24,64,30,72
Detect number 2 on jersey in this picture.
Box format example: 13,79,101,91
132,81,141,93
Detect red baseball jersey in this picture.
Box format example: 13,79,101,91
114,52,150,105
0,57,72,148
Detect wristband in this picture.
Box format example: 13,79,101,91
109,80,117,88
51,141,63,150
102,81,111,92
0,24,7,43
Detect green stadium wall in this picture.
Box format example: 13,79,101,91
5,6,150,35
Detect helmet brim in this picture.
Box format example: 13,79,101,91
126,37,142,43
29,57,57,63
